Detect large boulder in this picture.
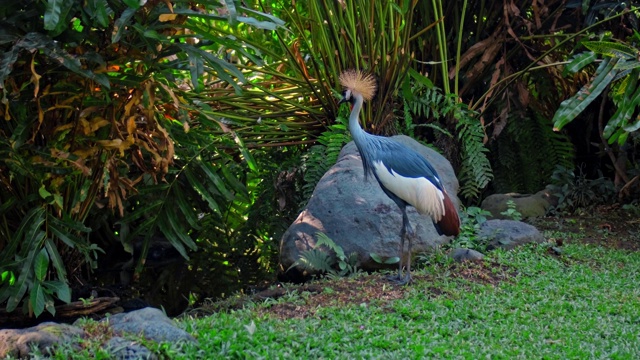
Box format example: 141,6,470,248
0,322,85,358
280,135,460,277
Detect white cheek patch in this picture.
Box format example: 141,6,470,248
373,161,445,220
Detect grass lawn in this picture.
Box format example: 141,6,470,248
175,240,640,359
26,214,640,359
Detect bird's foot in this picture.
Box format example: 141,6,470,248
385,273,412,285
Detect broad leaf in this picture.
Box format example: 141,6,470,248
563,51,596,75
184,167,221,213
173,188,201,230
224,0,237,24
44,0,64,31
370,253,400,264
199,161,235,201
33,247,49,282
88,0,114,28
44,239,67,280
604,68,640,139
44,0,74,36
43,280,71,303
30,281,46,317
583,41,637,59
0,45,20,89
112,7,137,43
553,58,618,131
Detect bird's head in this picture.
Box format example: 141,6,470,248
338,70,377,106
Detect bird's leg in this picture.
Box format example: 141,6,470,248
397,221,406,279
387,207,413,285
401,209,414,284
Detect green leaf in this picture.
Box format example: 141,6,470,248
583,41,637,59
30,282,46,317
48,212,91,233
1,271,15,286
122,0,142,9
173,188,201,230
291,249,333,273
186,49,204,91
89,0,114,28
370,253,400,265
224,0,237,24
199,161,234,201
604,69,640,138
44,239,67,280
43,280,71,303
17,33,110,88
232,132,258,172
116,198,163,225
44,0,75,36
220,165,249,202
553,57,618,131
183,167,221,213
157,213,193,260
112,7,137,43
38,185,53,200
44,0,64,31
236,16,279,31
563,51,596,75
0,45,20,89
34,247,49,282
316,232,345,260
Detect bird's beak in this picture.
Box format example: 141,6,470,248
338,98,346,105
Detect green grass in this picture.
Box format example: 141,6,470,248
173,243,640,359
25,242,640,359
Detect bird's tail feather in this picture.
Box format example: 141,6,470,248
435,192,460,236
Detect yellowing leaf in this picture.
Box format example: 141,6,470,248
159,13,178,22
127,116,137,135
89,117,110,133
124,91,141,116
30,54,41,98
97,139,123,149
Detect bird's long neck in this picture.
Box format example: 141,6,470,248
348,94,374,178
348,94,368,148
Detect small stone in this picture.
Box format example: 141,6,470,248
479,220,545,251
449,248,485,262
481,191,555,219
105,307,196,343
106,336,157,360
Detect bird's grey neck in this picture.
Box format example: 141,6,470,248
348,95,375,178
348,95,368,146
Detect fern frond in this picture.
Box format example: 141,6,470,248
456,107,493,200
315,232,346,260
302,116,352,203
491,110,574,193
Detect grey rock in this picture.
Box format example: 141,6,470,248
479,219,545,250
450,248,485,262
481,190,556,219
107,336,158,360
105,307,196,343
0,322,84,358
280,135,460,275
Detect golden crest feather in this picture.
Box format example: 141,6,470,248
339,70,377,101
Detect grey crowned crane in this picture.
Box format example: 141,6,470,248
338,69,460,284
